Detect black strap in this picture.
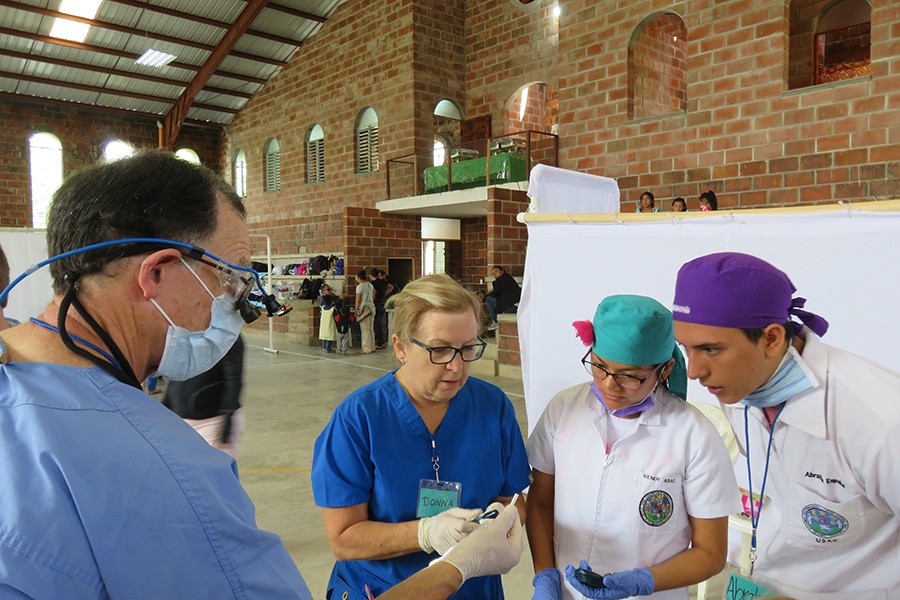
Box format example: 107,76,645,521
58,282,142,389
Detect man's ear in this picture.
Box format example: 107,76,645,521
761,323,788,358
137,249,184,299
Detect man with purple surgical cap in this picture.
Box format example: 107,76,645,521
673,252,900,599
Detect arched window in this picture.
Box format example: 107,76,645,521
815,0,871,85
306,124,325,183
433,140,446,167
789,0,871,89
174,148,200,164
233,148,247,197
628,13,688,120
103,139,134,161
434,100,463,120
355,107,379,174
29,132,63,229
264,138,281,192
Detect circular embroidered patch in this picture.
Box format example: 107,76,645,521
639,490,674,526
802,504,848,538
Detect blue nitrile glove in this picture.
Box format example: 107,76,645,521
564,561,655,599
532,567,561,600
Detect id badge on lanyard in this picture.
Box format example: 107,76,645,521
416,436,462,518
721,563,779,600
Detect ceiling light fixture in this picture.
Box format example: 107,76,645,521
49,0,104,44
136,49,177,68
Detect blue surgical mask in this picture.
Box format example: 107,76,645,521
741,346,818,408
150,259,244,381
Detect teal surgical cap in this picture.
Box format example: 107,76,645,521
592,294,687,400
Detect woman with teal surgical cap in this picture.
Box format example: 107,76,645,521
525,295,741,600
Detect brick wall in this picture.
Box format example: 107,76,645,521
486,187,529,279
223,0,469,258
344,207,420,294
629,13,688,119
465,1,560,136
460,216,487,287
0,97,221,228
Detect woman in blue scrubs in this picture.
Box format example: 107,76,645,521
312,274,530,600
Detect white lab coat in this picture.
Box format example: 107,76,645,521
527,383,741,600
723,330,900,599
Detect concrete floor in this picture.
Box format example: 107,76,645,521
229,329,723,599
235,329,536,599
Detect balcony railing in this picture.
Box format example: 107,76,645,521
386,130,558,199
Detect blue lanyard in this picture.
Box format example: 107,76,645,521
30,318,122,369
743,402,786,576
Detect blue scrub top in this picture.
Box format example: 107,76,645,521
0,352,310,599
311,371,531,599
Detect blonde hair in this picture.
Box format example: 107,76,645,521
387,274,485,340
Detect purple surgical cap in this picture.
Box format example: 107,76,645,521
672,252,829,336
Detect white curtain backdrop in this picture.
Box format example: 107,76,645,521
527,164,620,213
0,229,51,324
519,206,900,431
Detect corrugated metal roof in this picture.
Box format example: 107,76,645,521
0,0,340,127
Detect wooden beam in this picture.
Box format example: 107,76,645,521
162,0,270,148
1,0,286,67
0,48,254,99
0,28,267,85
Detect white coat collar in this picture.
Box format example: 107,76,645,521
728,328,829,440
777,328,828,439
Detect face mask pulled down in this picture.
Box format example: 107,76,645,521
150,259,244,381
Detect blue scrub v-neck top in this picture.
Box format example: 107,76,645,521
311,371,530,599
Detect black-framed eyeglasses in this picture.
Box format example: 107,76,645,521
410,338,487,364
581,351,663,390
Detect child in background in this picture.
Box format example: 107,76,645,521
335,305,354,354
698,190,718,211
320,294,337,353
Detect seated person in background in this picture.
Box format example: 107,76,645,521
311,273,531,600
637,191,660,213
671,197,687,212
698,190,718,211
527,295,740,600
485,265,521,331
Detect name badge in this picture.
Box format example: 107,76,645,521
725,573,774,600
416,479,462,518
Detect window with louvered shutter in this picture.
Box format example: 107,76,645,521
356,124,379,174
265,138,280,192
306,139,324,183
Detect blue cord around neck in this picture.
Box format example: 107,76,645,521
30,317,121,369
743,402,786,565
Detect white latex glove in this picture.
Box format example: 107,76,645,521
478,501,506,525
437,502,524,583
418,507,482,555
